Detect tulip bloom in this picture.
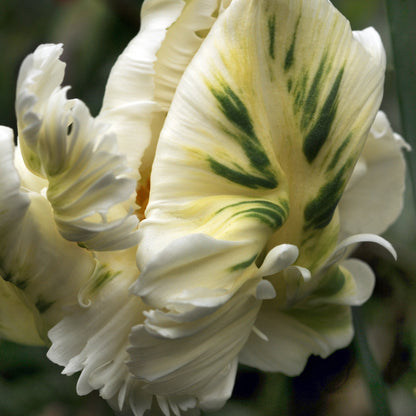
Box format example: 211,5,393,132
0,0,408,415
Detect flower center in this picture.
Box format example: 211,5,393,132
136,177,151,221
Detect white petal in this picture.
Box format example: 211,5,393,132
239,303,353,375
134,233,259,312
338,258,375,305
0,129,97,340
257,244,299,277
128,282,260,407
15,44,138,251
153,0,220,112
13,142,48,193
0,192,96,338
0,126,30,227
99,0,186,180
339,111,409,236
47,250,154,414
141,0,386,276
0,277,45,346
331,233,397,266
256,280,276,300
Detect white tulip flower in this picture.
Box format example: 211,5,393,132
0,0,408,415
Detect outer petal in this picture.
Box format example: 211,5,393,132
239,303,353,375
134,233,260,311
99,0,186,180
0,126,30,227
339,111,409,236
153,0,221,112
240,242,380,375
15,44,138,250
128,280,260,411
48,248,201,416
0,275,44,346
100,0,224,220
0,128,97,343
47,249,154,415
139,0,386,277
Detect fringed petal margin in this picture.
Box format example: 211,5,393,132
15,44,139,251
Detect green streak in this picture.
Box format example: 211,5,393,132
287,78,293,93
353,307,392,416
229,254,258,272
208,157,277,189
207,82,279,189
327,134,351,172
284,17,300,72
303,68,344,163
239,207,284,229
211,84,256,139
89,265,119,295
293,71,308,115
304,166,346,230
217,199,288,230
268,15,276,60
300,54,328,131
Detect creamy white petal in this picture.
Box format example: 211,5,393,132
257,244,299,277
128,281,260,408
134,233,259,313
99,0,186,180
329,233,397,267
13,142,48,193
140,0,386,278
239,303,353,375
338,258,375,306
240,247,378,374
0,277,44,346
0,128,96,342
15,44,138,250
0,192,96,340
0,128,43,345
47,248,154,415
154,0,220,112
339,111,409,236
0,126,30,227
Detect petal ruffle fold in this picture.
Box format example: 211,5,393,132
15,44,139,251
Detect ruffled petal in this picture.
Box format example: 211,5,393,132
134,233,260,312
48,248,200,416
339,111,409,236
0,193,96,341
0,127,96,343
99,0,186,180
47,248,153,414
100,0,223,206
15,44,138,250
239,302,353,375
140,0,386,277
128,280,260,410
0,126,30,226
240,233,390,375
153,0,220,112
0,277,44,346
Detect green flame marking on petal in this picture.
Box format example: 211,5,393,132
207,81,278,189
303,67,345,163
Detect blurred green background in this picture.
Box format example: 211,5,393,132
1,0,415,415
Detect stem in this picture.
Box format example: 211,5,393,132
385,0,416,206
352,307,392,416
